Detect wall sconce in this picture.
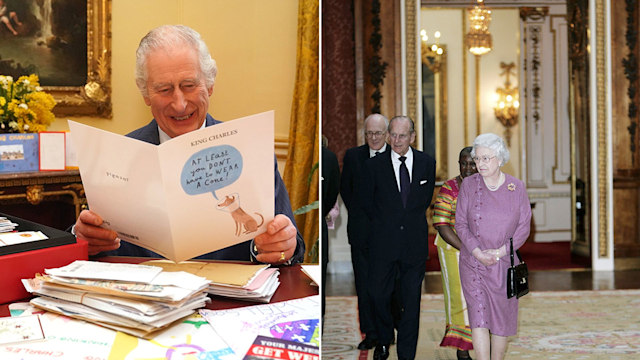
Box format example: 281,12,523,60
420,30,445,73
494,62,519,146
466,0,492,56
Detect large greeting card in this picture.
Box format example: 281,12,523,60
68,111,274,262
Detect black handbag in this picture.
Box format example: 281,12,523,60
507,237,529,298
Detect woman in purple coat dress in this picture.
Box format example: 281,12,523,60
454,133,531,360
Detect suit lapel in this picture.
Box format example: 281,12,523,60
405,150,425,206
358,144,369,163
411,150,426,189
138,120,161,145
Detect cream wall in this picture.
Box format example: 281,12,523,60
49,0,298,159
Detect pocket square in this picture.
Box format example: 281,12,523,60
420,180,428,185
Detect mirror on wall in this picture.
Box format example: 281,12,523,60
421,40,448,181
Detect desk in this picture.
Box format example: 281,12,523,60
0,257,318,316
0,170,86,230
0,258,319,359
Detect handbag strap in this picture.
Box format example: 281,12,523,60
509,237,524,266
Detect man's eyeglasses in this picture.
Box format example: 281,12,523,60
473,155,496,163
365,131,386,138
389,133,410,140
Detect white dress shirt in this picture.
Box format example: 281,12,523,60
391,148,413,192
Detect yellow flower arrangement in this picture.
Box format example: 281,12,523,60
0,74,56,133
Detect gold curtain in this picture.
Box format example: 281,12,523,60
284,0,319,263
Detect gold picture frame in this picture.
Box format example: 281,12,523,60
45,0,112,118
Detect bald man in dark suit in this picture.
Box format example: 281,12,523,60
341,113,389,349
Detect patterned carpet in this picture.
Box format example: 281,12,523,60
322,290,640,359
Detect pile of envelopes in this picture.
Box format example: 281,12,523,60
21,260,210,339
140,260,280,303
0,216,18,233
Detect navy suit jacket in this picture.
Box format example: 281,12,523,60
340,144,372,247
360,147,436,264
97,114,305,263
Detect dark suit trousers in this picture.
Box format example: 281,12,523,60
350,243,376,337
369,257,425,359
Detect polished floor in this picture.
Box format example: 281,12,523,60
326,268,640,297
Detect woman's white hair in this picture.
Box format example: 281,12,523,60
135,25,217,96
471,133,510,166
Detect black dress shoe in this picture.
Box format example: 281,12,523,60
357,336,378,350
373,344,390,360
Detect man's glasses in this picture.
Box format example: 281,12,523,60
389,133,409,140
473,155,496,163
365,131,385,138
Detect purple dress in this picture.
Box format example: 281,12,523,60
454,173,531,336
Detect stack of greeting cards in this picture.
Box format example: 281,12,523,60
141,260,280,303
21,260,210,339
0,217,18,233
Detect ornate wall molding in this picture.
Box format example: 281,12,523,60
550,15,571,185
528,191,572,199
623,0,638,162
406,0,418,125
522,10,548,188
422,1,566,7
404,0,422,127
520,6,550,137
529,25,543,133
519,6,549,21
595,0,608,258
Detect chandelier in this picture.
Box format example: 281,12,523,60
466,0,492,56
494,62,519,146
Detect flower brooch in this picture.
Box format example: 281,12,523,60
508,183,516,191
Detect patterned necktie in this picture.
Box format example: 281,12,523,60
399,156,410,207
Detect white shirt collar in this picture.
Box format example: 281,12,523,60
369,143,387,158
391,147,413,162
157,120,207,144
390,147,413,189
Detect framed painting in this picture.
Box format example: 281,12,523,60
0,0,111,117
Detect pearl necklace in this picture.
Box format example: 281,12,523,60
485,172,504,191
